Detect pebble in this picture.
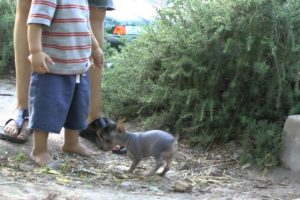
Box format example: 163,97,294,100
173,180,192,193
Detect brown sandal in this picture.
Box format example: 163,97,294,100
0,109,31,144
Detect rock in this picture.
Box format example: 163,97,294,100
148,186,161,192
281,115,300,171
215,154,222,160
163,169,177,178
208,166,221,176
120,181,134,189
173,180,192,193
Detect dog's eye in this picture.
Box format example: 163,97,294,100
105,139,110,143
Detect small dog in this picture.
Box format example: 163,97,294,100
99,120,178,176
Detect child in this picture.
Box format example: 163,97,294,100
27,0,103,167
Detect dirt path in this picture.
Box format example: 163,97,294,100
0,78,300,200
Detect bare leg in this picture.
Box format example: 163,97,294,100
3,0,31,139
87,8,106,123
62,129,93,157
15,0,31,109
30,131,53,166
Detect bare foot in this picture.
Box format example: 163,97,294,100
3,119,30,141
16,121,30,140
4,120,19,137
30,151,53,167
62,143,93,157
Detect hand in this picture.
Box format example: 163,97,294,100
28,52,54,74
91,47,104,69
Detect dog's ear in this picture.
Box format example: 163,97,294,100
116,119,126,133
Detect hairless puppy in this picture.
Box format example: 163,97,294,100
98,120,178,176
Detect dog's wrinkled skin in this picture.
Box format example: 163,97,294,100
99,120,178,176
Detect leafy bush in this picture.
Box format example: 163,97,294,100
102,0,300,167
0,0,15,74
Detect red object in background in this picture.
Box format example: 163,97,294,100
113,25,126,35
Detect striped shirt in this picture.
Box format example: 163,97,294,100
27,0,91,75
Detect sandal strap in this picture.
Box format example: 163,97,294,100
14,109,29,128
5,109,29,129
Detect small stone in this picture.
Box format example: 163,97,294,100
148,186,161,192
208,166,221,176
215,154,222,160
173,180,192,193
120,181,134,189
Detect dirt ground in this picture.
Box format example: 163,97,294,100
1,78,300,200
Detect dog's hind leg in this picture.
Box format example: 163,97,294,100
159,156,172,176
144,156,164,177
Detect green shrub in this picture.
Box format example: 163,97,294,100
103,0,300,167
0,0,15,74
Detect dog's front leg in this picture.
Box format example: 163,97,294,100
127,152,140,173
128,159,140,173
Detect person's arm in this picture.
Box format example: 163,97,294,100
90,30,104,69
27,0,57,74
27,24,54,74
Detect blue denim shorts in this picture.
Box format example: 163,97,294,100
88,0,115,10
28,73,90,133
